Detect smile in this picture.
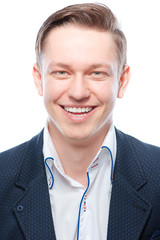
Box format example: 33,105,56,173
63,106,93,115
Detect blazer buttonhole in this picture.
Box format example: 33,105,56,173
17,205,23,212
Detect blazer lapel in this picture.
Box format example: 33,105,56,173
13,131,56,240
11,128,152,239
107,129,152,240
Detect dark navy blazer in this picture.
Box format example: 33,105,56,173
0,129,160,240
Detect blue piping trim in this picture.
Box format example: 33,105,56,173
151,230,160,238
44,157,54,189
101,146,113,183
77,172,90,240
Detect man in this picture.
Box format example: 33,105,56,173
0,3,160,240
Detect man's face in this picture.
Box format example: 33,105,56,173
33,25,129,143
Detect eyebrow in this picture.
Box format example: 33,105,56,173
49,62,70,68
47,62,114,73
87,63,113,70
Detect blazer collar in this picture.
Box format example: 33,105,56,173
14,130,56,240
107,129,152,240
13,128,152,240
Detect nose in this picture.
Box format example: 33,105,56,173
68,74,90,101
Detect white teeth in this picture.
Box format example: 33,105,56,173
64,107,93,113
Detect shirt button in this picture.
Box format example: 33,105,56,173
17,205,23,212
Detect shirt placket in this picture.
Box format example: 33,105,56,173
78,158,100,240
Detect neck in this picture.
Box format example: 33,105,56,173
48,122,111,186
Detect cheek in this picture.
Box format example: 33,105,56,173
43,79,66,102
92,81,118,104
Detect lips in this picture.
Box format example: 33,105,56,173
61,106,94,116
64,107,93,115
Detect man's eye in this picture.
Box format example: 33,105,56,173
92,72,102,76
91,71,110,78
56,71,68,75
50,70,70,79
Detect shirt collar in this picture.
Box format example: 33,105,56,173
43,122,117,183
87,124,116,180
43,122,65,175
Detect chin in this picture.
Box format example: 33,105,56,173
64,132,92,143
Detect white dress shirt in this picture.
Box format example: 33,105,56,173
43,123,117,240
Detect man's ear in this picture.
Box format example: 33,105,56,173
117,65,130,98
32,63,43,96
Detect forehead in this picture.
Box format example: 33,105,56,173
41,25,118,67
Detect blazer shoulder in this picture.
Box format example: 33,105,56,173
116,128,160,152
116,128,160,169
125,131,160,155
0,130,44,172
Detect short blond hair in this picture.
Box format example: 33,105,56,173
35,3,127,72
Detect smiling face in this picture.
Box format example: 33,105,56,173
33,25,130,145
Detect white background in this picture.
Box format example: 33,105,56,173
0,0,159,152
